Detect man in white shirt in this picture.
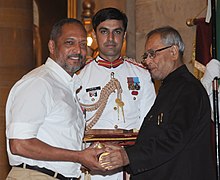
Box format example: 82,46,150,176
78,8,156,180
6,18,105,180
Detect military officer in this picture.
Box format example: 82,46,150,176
77,7,156,180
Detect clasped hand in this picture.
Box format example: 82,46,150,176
98,143,130,171
81,142,129,172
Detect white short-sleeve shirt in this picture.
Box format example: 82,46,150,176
6,58,85,178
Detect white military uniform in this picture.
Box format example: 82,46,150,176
201,59,220,120
77,56,156,180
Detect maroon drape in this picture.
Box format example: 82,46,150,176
195,18,213,65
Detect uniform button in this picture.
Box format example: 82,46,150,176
91,98,95,101
113,107,117,110
133,97,136,100
114,125,118,129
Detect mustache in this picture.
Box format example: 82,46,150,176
67,54,84,60
104,41,116,46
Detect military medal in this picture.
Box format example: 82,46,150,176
127,77,140,101
127,77,140,90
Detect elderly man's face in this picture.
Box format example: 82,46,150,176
143,34,177,80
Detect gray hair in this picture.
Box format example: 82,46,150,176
146,26,185,59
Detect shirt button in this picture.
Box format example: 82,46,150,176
133,97,136,100
113,107,117,110
114,125,118,129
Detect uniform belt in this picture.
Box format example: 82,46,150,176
15,163,78,180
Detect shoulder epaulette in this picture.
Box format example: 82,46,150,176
76,57,94,74
123,56,146,69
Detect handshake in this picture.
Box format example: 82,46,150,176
92,142,130,171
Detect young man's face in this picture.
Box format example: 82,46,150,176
49,23,87,76
94,19,126,62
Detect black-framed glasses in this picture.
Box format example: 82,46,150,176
142,45,172,60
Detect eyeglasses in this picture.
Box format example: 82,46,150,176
142,45,172,60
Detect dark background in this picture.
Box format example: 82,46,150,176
35,0,67,63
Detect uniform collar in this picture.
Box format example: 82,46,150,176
96,56,124,68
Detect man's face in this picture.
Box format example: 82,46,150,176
144,34,176,80
49,23,87,76
94,19,125,62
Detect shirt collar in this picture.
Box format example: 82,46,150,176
45,58,81,91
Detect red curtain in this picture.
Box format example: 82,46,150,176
195,18,213,65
